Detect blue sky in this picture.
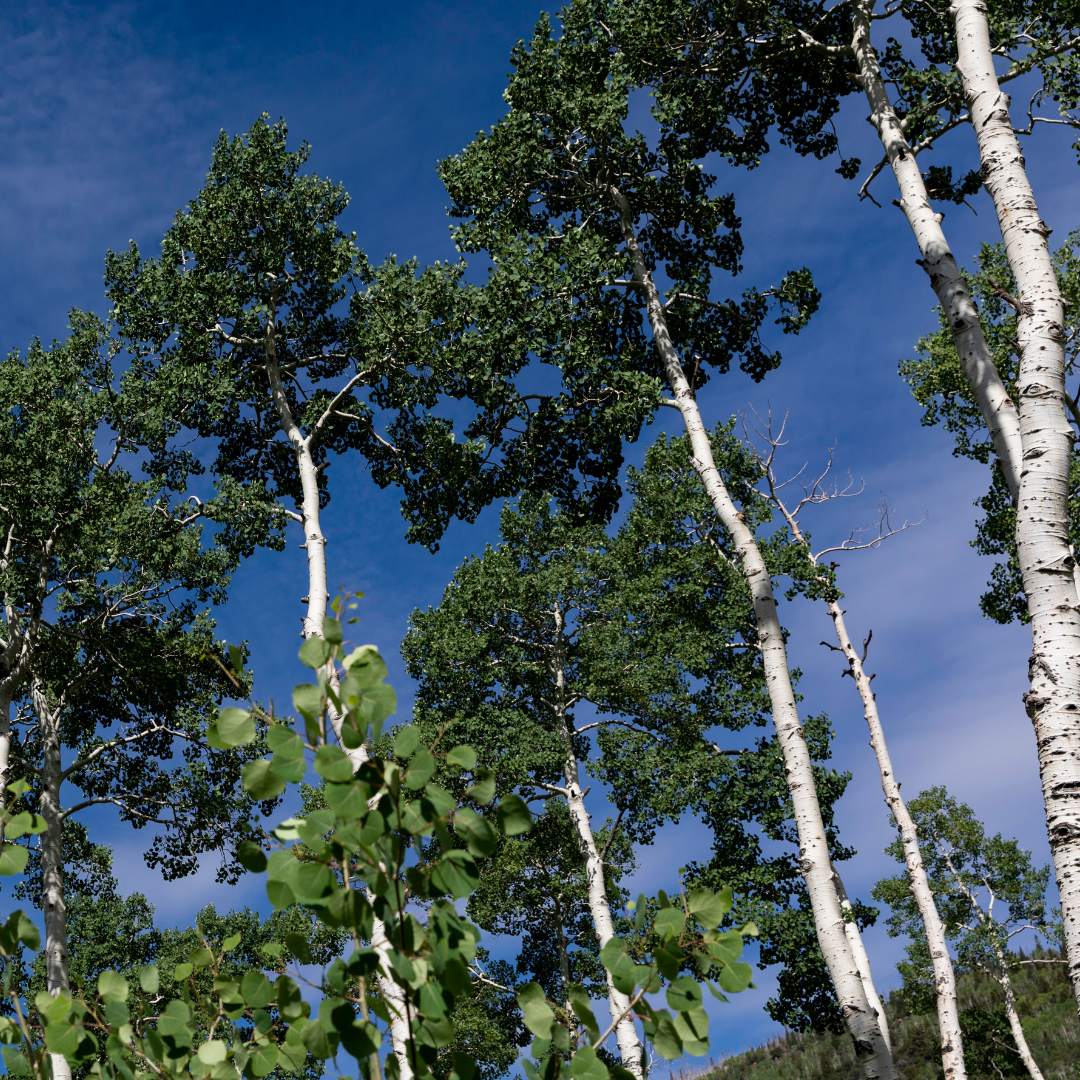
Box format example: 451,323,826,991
1,0,1076,1063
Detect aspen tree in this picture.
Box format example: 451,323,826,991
747,423,965,1077
438,11,893,1071
875,788,1058,1080
0,321,267,1080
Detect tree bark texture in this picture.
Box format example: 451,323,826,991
550,604,644,1079
950,0,1080,1013
851,0,1022,497
610,190,897,1080
832,867,891,1054
33,682,72,1080
827,602,964,1077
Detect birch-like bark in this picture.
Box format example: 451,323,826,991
258,315,409,1071
832,867,891,1053
554,894,574,1015
610,191,896,1079
33,683,72,1080
550,604,644,1079
949,0,1080,1012
851,0,1023,497
764,478,964,1075
995,954,1044,1080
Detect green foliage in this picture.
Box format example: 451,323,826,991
900,232,1080,624
873,787,1054,1018
0,637,752,1080
438,4,819,524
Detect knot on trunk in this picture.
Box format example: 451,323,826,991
1023,690,1050,719
1048,819,1080,846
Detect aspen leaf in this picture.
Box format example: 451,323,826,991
516,982,554,1038
496,793,532,835
393,725,420,759
298,637,332,669
0,845,28,876
197,1041,227,1065
243,759,287,800
688,888,729,929
569,1046,608,1080
97,970,130,1003
216,707,255,746
237,840,268,873
445,744,477,770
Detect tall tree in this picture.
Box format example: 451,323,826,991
874,787,1057,1080
597,0,1080,1013
0,318,269,1080
744,421,965,1075
437,10,894,1074
613,426,875,1038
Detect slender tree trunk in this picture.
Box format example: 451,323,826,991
949,0,1080,1013
550,604,644,1078
0,685,10,814
611,190,896,1080
32,683,71,1080
553,894,574,1014
826,602,964,1079
850,0,1022,497
995,960,1044,1080
262,322,408,1071
832,867,891,1053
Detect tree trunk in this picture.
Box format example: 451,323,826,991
554,894,573,1016
832,867,891,1053
33,683,72,1080
611,189,896,1080
0,686,10,814
950,0,1080,1013
262,323,407,1071
827,601,965,1079
551,604,644,1078
996,961,1044,1080
850,0,1022,497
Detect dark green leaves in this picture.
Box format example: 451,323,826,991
517,982,555,1038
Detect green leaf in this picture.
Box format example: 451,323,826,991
405,747,437,789
299,637,333,669
649,1014,683,1060
189,947,214,970
221,933,241,953
241,971,275,1008
12,912,38,950
1,1047,30,1075
465,771,496,806
717,960,753,994
569,1045,608,1080
516,982,554,1038
430,849,480,898
314,744,354,782
217,707,255,747
323,618,343,645
497,793,532,835
688,888,730,930
173,963,193,982
455,807,497,858
666,975,703,1012
673,1007,710,1056
4,813,45,839
0,844,28,876
445,745,477,770
360,682,396,727
599,938,637,995
246,1042,279,1078
343,645,387,688
44,1020,82,1058
292,683,324,719
393,726,420,759
267,723,305,757
301,1019,337,1060
237,840,268,873
566,986,599,1038
653,907,685,939
243,758,287,800
285,932,312,965
198,1041,227,1065
97,970,129,1004
139,965,159,993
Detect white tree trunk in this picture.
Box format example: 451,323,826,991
551,605,644,1078
827,602,964,1078
851,0,1022,497
996,962,1044,1080
950,0,1080,1013
32,684,72,1080
262,326,408,1073
610,192,896,1080
831,867,891,1053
